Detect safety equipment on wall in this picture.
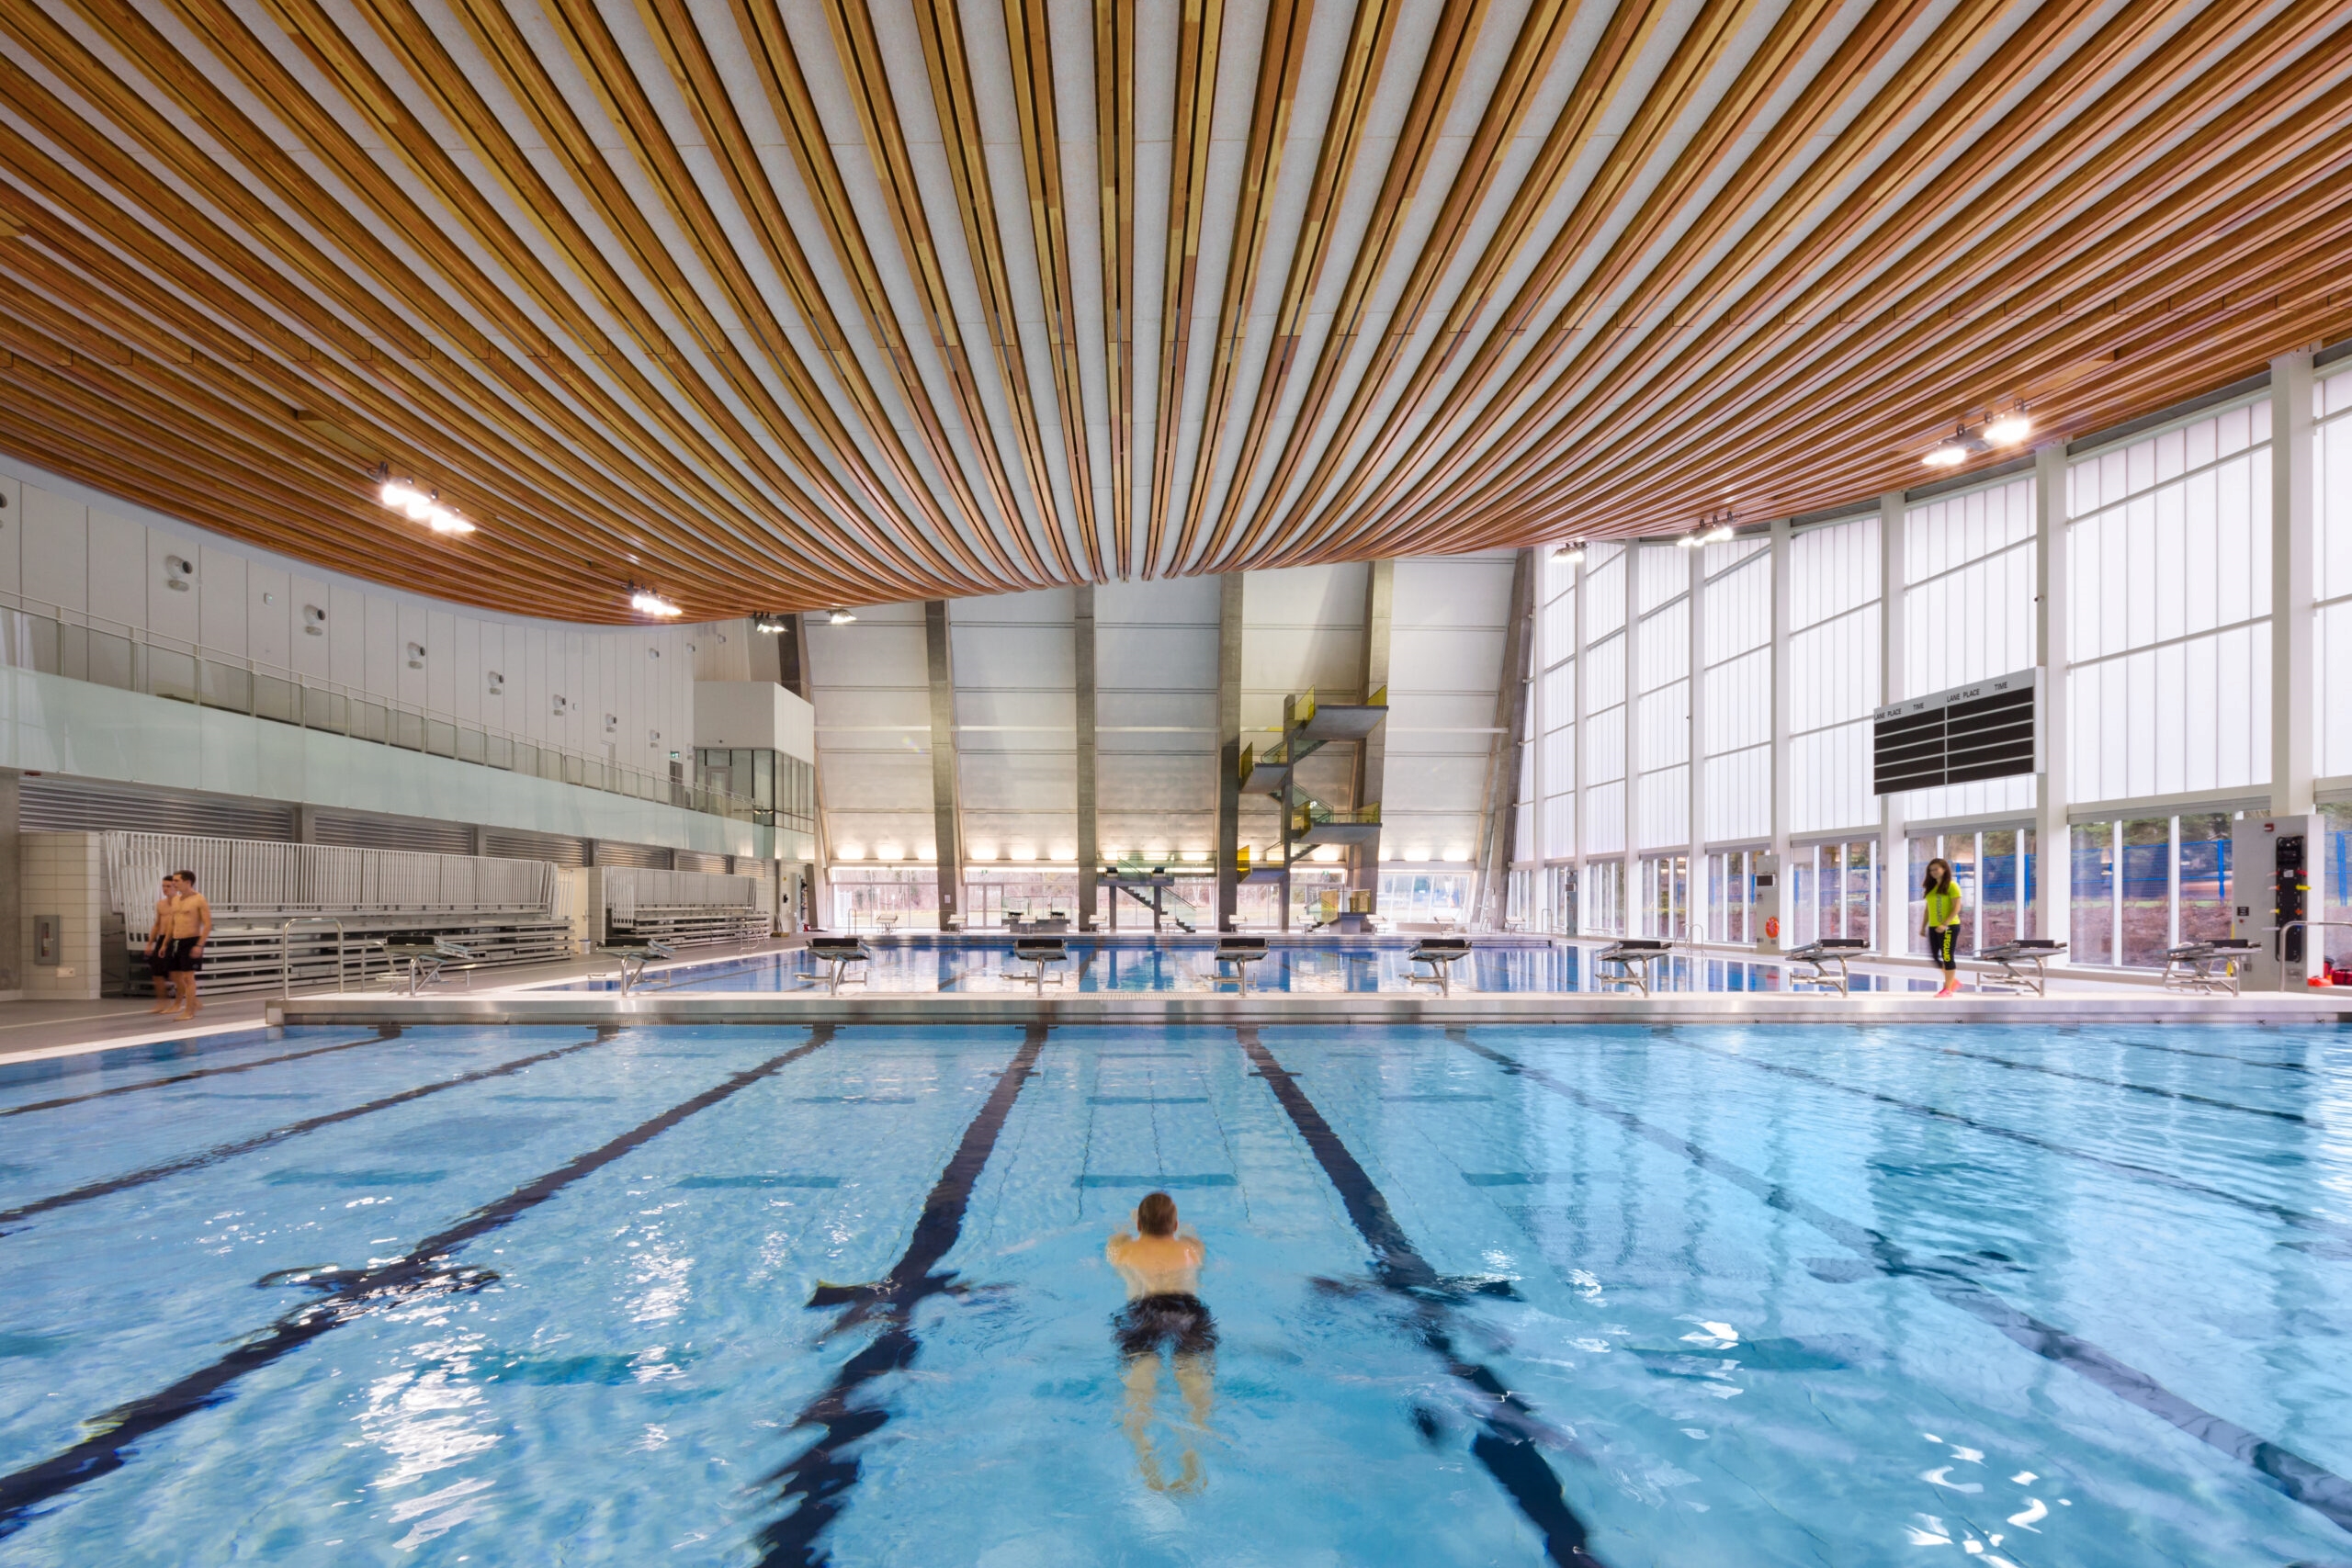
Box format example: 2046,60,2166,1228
1764,916,1780,940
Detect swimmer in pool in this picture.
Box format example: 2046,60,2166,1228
1106,1190,1216,1493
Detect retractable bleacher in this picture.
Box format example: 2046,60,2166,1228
601,867,772,949
104,831,576,997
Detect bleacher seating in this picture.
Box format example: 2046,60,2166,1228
106,830,576,996
602,866,771,948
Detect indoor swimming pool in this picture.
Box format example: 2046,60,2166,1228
567,942,1932,996
3,1019,2348,1565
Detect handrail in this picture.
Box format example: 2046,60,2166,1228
2275,920,2352,990
278,916,346,998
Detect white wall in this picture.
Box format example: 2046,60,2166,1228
0,456,698,783
1385,553,1514,864
805,602,934,861
1097,576,1219,857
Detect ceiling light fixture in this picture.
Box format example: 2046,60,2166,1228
1922,424,1992,468
1983,409,2033,446
752,614,788,635
828,608,857,626
628,587,682,617
376,468,477,535
1551,540,1587,567
1680,511,1736,547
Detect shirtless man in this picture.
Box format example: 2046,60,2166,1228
146,874,180,1013
158,870,211,1021
1106,1191,1216,1493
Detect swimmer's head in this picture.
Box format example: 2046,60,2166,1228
1136,1191,1178,1236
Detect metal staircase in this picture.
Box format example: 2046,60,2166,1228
1236,686,1388,928
1098,854,1201,931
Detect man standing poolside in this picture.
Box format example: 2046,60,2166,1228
1106,1191,1216,1493
159,870,211,1021
146,874,180,1014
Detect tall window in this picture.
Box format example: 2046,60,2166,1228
1540,559,1576,871
2317,365,2352,781
2067,398,2271,805
1583,544,1628,857
1702,538,1770,842
1788,514,1882,833
1903,477,2037,821
1634,546,1690,852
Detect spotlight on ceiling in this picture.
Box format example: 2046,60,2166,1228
752,614,788,635
827,608,857,626
1551,541,1587,567
1983,410,2033,446
628,588,682,617
1922,425,1992,468
1680,513,1736,547
377,469,476,535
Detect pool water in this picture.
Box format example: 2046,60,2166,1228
570,942,1936,995
3,1020,2349,1565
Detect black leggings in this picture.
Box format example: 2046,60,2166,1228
1929,925,1959,971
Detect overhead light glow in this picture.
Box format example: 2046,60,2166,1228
1984,412,2032,446
424,505,474,535
1921,443,1972,468
379,473,477,536
752,614,787,635
629,589,682,617
828,608,857,626
1552,541,1586,567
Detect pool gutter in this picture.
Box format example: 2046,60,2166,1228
266,991,2352,1028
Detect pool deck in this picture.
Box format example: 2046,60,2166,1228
268,987,2352,1028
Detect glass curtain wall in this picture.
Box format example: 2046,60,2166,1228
1901,478,2038,822
1707,850,1754,943
1582,545,1629,874
1634,547,1691,861
1787,514,1881,837
1702,540,1771,844
1538,555,1576,925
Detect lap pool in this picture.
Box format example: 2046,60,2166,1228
3,1020,2348,1564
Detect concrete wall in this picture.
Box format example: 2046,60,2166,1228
20,831,102,1000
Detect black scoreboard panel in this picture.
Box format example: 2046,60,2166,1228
1872,669,2040,795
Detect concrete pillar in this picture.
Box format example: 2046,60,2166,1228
924,599,964,931
2034,441,2071,945
1074,584,1100,930
1352,559,1395,911
1879,490,1907,953
0,770,18,998
294,804,319,844
1475,547,1535,927
1621,541,1639,934
1214,573,1244,931
2272,349,2316,816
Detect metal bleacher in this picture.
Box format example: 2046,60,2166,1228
601,866,772,949
105,831,576,996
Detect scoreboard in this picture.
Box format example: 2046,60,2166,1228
1872,668,2042,796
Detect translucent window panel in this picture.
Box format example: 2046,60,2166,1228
1788,603,1881,736
1702,535,1768,579
1789,513,1880,631
1636,600,1689,690
1585,778,1626,855
1791,718,1873,835
1540,660,1573,734
2071,822,2116,965
1636,764,1689,850
2068,397,2269,517
1541,790,1574,860
1702,746,1770,842
1708,849,1753,942
1702,555,1770,666
1902,773,2035,828
1636,682,1690,773
2118,817,2173,967
1582,858,1625,935
1542,719,1574,795
1585,545,1627,638
1541,579,1576,659
1636,546,1688,615
1585,632,1625,711
2316,370,2352,778
1585,703,1626,787
2324,804,2352,971
1905,480,2035,696
2067,626,2268,805
1982,829,2023,949
2069,457,2269,665
1702,647,1770,756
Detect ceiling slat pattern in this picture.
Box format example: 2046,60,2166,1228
1,0,2346,621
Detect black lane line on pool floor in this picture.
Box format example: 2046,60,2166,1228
1238,1027,1608,1568
0,1027,626,1231
1450,1031,2352,1540
1654,1032,2352,1246
0,1027,403,1119
0,1024,839,1541
753,1022,1048,1568
1857,1032,2308,1123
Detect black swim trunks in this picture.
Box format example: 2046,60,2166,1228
160,937,203,976
1114,1292,1217,1359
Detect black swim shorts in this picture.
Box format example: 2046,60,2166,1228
160,937,203,976
1114,1292,1217,1359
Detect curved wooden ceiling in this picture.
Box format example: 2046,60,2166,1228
1,0,2346,621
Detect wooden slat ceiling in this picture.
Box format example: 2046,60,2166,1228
2,0,2346,621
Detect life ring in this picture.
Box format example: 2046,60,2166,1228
1763,916,1781,939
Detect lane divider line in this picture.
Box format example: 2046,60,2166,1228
1451,1030,2352,1540
0,1024,841,1541
753,1022,1050,1568
0,1026,404,1120
1238,1026,1608,1568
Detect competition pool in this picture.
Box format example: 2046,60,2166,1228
3,1020,2350,1565
564,942,1939,994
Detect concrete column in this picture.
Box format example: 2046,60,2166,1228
2034,441,2071,945
1688,541,1708,942
294,804,319,844
923,599,964,930
1878,491,1907,953
1353,559,1395,910
2272,349,2316,816
1214,572,1244,931
1475,547,1535,926
1074,584,1099,930
1770,518,1792,865
0,770,18,998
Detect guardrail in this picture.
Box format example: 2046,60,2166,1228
2275,921,2352,990
278,916,349,998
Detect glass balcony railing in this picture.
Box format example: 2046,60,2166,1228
0,604,760,824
